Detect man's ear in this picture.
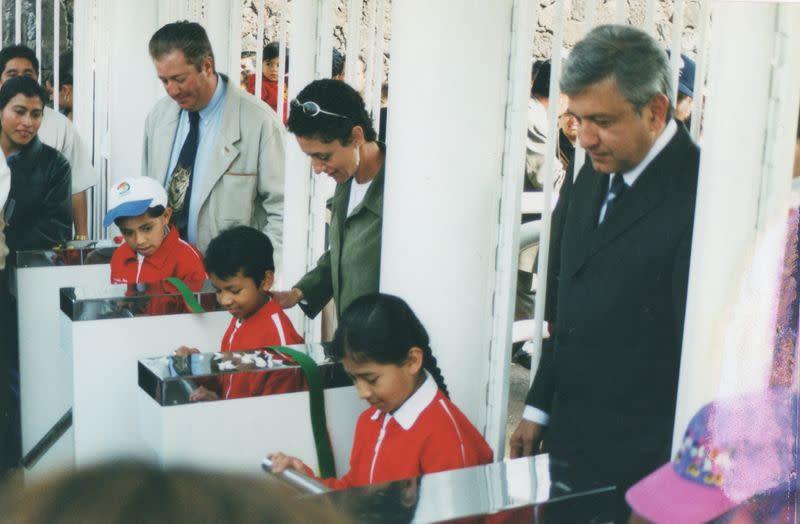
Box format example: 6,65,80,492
202,55,215,76
260,270,275,292
648,93,670,127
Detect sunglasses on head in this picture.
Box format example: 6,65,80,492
291,99,350,120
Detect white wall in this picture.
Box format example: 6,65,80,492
673,0,800,452
381,0,519,439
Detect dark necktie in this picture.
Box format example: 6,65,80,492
602,173,627,222
167,111,200,238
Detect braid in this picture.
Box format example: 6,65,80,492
420,345,449,398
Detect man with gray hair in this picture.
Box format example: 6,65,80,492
509,25,700,522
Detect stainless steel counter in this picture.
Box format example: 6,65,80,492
139,343,351,405
15,240,116,268
60,280,220,320
306,454,616,523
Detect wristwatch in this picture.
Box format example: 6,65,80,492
74,234,89,241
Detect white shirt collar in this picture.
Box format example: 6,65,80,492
614,119,678,187
369,371,438,430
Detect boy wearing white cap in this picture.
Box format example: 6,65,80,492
104,176,206,290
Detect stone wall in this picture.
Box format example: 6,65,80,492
534,0,702,59
240,0,701,77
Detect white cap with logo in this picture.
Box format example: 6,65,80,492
103,176,168,228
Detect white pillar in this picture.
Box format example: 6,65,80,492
673,1,800,453
381,0,523,448
107,0,162,184
204,0,239,79
282,0,335,340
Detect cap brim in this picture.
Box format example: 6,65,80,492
102,198,154,228
626,463,736,524
678,84,694,97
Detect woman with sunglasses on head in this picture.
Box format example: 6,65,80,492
275,79,385,320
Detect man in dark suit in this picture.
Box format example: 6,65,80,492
509,25,700,522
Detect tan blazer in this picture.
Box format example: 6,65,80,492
141,76,285,255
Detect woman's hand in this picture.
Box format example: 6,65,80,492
174,346,200,357
268,452,307,474
273,288,304,309
189,386,219,402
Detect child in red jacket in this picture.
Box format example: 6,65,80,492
104,177,206,304
269,293,494,488
181,226,304,401
246,42,288,123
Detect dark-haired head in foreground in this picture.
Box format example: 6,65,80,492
0,461,351,523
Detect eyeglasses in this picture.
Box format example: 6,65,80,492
291,99,350,120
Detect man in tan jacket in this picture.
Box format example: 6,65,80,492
141,21,285,257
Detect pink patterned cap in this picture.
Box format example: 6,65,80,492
626,388,798,524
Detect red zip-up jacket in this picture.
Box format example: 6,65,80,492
217,296,304,399
110,225,206,289
110,225,206,314
309,374,493,489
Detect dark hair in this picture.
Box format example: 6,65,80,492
59,49,73,86
149,21,215,72
0,461,350,523
264,42,288,71
531,60,551,98
264,42,280,61
205,226,275,283
331,293,449,397
0,45,39,77
113,206,166,228
0,76,47,109
561,24,673,120
332,48,345,78
287,79,377,144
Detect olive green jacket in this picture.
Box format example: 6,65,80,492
295,167,384,319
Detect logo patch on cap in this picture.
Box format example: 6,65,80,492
115,182,131,196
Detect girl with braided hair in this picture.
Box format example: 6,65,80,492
269,293,493,489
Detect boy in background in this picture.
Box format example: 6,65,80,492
246,42,288,122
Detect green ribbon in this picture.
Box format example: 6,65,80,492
164,277,205,313
273,345,336,479
163,277,336,478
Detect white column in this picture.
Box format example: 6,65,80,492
673,1,800,453
106,0,162,185
203,0,238,79
282,0,334,340
381,0,522,443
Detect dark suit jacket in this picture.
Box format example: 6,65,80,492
526,123,700,486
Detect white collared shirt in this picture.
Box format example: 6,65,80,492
371,370,437,430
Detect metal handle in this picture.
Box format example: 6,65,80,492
21,409,72,470
261,457,331,495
